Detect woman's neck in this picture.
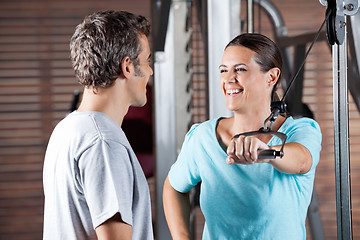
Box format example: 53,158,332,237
217,107,286,147
231,108,271,133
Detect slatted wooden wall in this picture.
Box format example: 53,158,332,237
0,1,151,239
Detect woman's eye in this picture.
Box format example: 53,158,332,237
220,69,227,73
235,68,247,72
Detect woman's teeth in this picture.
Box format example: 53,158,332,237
226,89,242,95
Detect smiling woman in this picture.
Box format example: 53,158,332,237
163,33,322,240
219,45,279,114
223,33,283,100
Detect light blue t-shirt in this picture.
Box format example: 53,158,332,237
43,111,153,240
168,117,322,240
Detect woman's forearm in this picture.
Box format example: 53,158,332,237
269,142,312,174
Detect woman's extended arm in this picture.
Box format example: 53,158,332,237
227,136,312,175
163,176,191,240
267,142,312,174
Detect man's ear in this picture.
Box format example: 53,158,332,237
267,67,281,87
120,56,132,79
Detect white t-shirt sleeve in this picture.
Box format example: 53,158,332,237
77,139,133,229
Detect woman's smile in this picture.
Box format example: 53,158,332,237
225,88,243,95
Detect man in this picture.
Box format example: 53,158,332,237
43,10,154,239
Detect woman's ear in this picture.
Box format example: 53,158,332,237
267,67,281,86
120,56,132,79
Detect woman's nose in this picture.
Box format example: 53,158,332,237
223,72,236,83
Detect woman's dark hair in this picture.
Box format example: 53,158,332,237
226,33,283,102
70,10,151,89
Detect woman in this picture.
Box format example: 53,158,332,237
163,33,322,239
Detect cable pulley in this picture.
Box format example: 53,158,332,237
321,0,360,45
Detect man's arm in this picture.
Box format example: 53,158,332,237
95,213,132,240
163,176,191,240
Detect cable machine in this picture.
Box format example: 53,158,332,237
320,1,359,238
246,0,360,239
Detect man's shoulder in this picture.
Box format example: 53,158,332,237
65,111,125,140
50,111,128,151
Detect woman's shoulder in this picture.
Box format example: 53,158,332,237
281,116,321,133
285,116,319,126
185,118,221,139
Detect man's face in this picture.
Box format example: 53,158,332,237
127,34,153,107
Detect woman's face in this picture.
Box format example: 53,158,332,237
219,45,273,113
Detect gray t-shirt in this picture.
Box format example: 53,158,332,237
43,111,153,240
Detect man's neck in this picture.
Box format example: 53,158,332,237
77,81,129,126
